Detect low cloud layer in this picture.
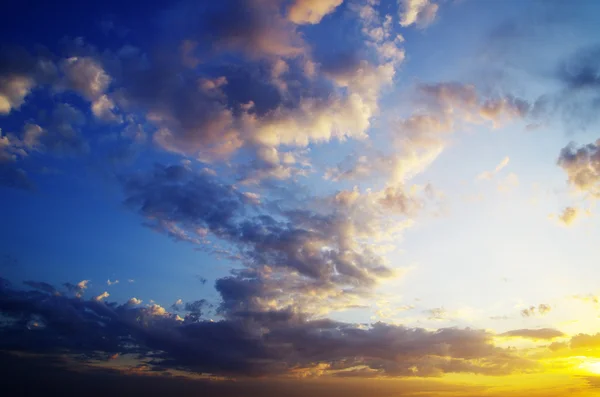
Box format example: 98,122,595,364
0,279,538,378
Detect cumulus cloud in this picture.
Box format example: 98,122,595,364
558,206,579,226
558,139,600,197
94,291,110,302
398,0,439,28
60,56,111,100
127,297,142,306
0,46,56,115
499,328,565,340
0,75,35,115
287,0,343,25
63,279,90,298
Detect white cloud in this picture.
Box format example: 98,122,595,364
477,156,510,181
127,297,142,306
557,206,579,226
62,57,110,100
0,76,35,114
398,0,439,28
94,291,110,302
288,0,343,25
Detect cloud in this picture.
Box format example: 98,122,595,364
499,328,565,340
424,307,447,321
521,304,552,318
570,333,600,349
558,206,579,226
557,45,600,90
23,281,61,296
0,280,538,378
571,294,599,305
0,75,35,114
0,163,35,191
0,46,56,115
417,83,531,126
122,164,397,290
127,297,142,306
497,172,519,193
94,291,110,302
558,139,600,198
60,56,111,100
107,279,119,286
63,279,90,298
398,0,439,28
91,94,121,123
287,0,343,25
477,157,510,181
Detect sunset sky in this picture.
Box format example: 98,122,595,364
2,0,600,395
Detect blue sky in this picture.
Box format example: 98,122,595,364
2,0,600,395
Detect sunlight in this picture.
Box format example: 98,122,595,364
579,359,600,374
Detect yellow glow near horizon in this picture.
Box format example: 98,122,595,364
580,359,600,374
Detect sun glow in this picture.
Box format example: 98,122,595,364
579,359,600,374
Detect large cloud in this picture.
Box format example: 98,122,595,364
122,164,395,290
0,280,537,378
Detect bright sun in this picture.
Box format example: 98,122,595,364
580,360,600,374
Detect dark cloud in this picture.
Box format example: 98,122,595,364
558,139,600,197
521,304,552,318
0,280,537,378
558,46,600,90
23,281,61,296
122,164,394,289
0,45,57,114
0,163,35,191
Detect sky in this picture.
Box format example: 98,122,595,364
2,0,600,395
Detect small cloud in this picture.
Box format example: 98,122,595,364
538,303,552,315
171,298,183,311
424,307,446,320
499,328,565,340
64,279,90,298
571,294,599,305
94,291,110,302
497,172,519,192
399,0,439,28
521,304,552,317
287,0,343,25
476,156,510,181
127,297,142,306
557,206,579,226
107,279,119,286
